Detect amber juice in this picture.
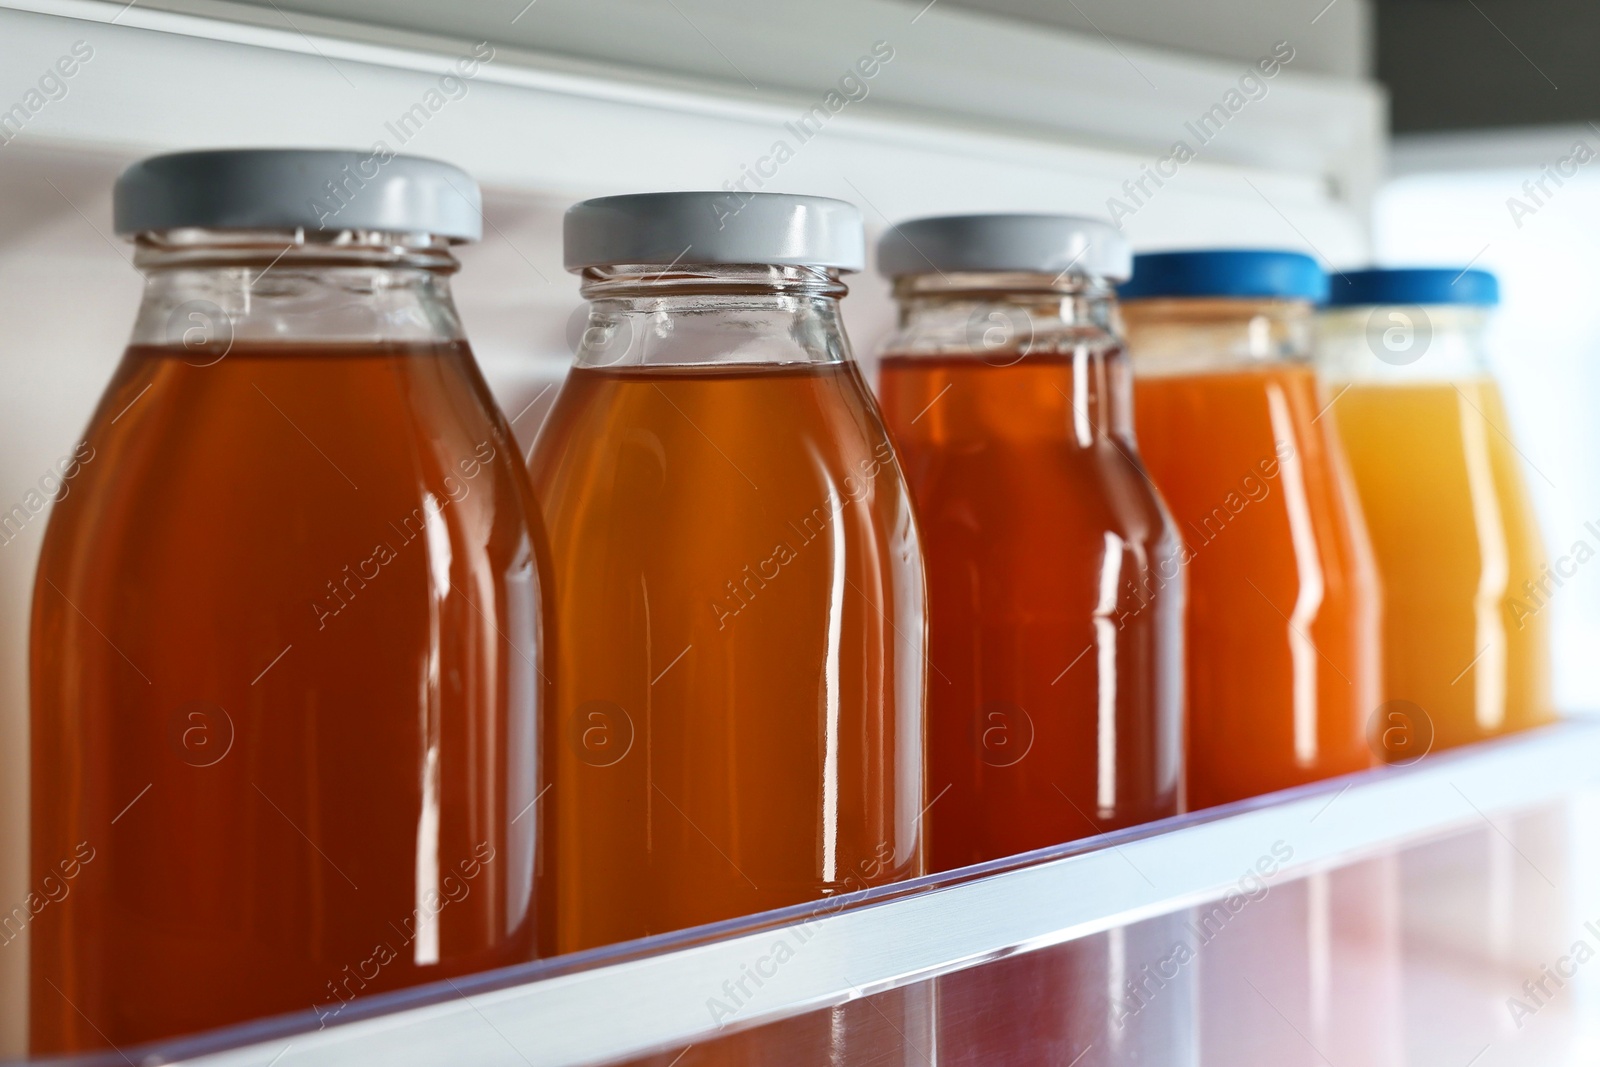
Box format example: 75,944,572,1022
530,361,925,955
1131,356,1379,807
878,350,1182,869
31,341,544,1051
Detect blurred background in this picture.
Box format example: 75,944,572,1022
3,0,1599,1059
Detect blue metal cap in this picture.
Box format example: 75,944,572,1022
1118,249,1328,303
1326,267,1499,308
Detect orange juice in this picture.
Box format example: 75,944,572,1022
1317,268,1552,752
1118,252,1383,809
1331,379,1553,748
1134,363,1379,806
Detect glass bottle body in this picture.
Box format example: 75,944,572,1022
29,232,547,1051
1317,304,1552,751
877,273,1183,870
529,265,926,954
1125,297,1380,807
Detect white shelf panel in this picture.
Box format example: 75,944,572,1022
0,0,1373,257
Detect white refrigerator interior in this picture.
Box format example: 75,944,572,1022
7,2,1593,1065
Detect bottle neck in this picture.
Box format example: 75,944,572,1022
1122,297,1314,376
888,271,1122,352
572,263,852,370
1314,304,1493,383
128,228,465,356
882,272,1131,441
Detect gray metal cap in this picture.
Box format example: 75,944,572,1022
113,148,482,241
564,192,864,272
878,213,1131,282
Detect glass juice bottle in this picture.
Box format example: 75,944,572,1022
30,150,547,1052
874,214,1183,869
529,192,926,955
1317,268,1553,753
1121,251,1380,809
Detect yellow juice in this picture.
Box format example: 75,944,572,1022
1331,378,1553,751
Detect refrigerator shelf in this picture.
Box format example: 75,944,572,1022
30,719,1595,1067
